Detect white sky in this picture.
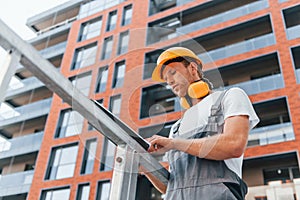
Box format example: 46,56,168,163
0,0,70,66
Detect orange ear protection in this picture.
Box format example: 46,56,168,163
180,80,210,109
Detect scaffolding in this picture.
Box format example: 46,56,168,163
0,19,169,200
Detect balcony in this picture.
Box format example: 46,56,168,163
5,77,44,99
287,24,300,40
225,73,284,95
248,122,294,147
177,0,268,35
0,98,52,128
198,33,276,63
0,131,43,159
148,0,269,44
247,179,300,200
39,41,67,59
0,170,33,197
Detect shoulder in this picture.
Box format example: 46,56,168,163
224,87,248,98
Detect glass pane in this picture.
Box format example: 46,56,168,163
56,164,76,179
52,188,70,200
77,184,90,200
60,145,78,164
101,182,110,199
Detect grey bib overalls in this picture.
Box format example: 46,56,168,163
165,91,247,200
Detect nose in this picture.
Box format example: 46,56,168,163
166,74,175,86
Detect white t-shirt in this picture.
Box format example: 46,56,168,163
170,87,259,177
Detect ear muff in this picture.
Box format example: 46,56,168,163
180,97,192,110
180,81,210,109
188,81,210,99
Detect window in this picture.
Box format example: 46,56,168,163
106,10,117,31
291,46,300,83
117,31,129,55
95,66,108,93
96,181,111,200
40,187,70,200
112,61,125,88
70,72,92,96
45,144,78,180
78,17,102,41
55,109,84,138
81,139,97,174
76,183,90,200
72,43,97,70
144,49,164,79
140,84,180,118
100,138,115,171
101,36,113,60
122,5,132,26
109,95,122,117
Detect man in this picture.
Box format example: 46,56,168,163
144,47,259,199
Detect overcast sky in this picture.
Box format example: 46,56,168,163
0,0,70,66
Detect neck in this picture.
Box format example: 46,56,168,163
188,90,212,106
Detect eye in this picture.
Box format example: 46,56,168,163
170,69,176,75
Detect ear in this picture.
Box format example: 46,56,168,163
188,62,201,80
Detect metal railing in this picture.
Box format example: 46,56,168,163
39,41,67,59
0,170,34,196
0,131,43,158
6,76,44,95
199,33,276,63
225,74,284,95
248,122,294,147
0,98,52,127
177,0,268,35
247,179,300,200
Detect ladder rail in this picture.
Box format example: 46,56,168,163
0,19,170,196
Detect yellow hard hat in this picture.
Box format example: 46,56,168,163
152,47,202,82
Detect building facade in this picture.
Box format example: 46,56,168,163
0,0,300,199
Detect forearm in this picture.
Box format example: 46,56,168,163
173,116,250,160
143,171,167,194
173,134,244,160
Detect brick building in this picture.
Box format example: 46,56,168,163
0,0,300,199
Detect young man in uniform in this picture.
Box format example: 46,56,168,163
145,47,259,200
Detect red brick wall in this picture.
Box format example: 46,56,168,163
28,0,300,199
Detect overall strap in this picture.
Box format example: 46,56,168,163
205,90,228,134
210,90,227,116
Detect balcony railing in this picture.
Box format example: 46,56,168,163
6,77,44,98
225,73,284,95
0,170,33,196
78,0,125,19
247,179,300,200
248,122,294,147
151,0,269,44
199,33,276,63
0,98,52,128
0,131,43,159
177,0,268,35
286,24,300,40
39,41,67,59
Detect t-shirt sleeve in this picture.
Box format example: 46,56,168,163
222,87,259,130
